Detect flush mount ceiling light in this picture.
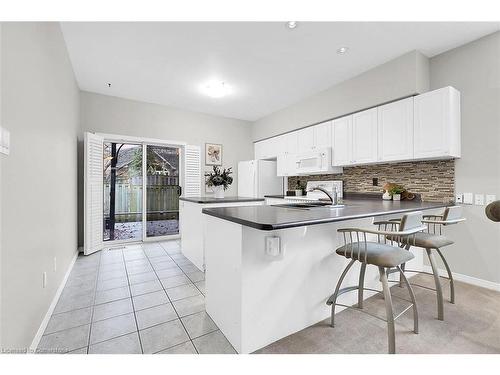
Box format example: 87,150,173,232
336,46,349,54
201,80,231,98
286,21,298,29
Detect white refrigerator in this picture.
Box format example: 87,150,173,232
238,160,284,198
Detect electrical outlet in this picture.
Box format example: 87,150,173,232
455,193,463,204
54,257,57,272
42,272,47,288
475,194,485,206
486,195,497,205
463,193,473,205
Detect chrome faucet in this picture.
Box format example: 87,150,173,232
310,186,338,205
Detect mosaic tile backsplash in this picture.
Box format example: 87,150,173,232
288,159,455,202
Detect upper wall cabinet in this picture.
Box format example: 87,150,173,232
297,127,315,153
297,121,332,152
254,137,279,160
377,97,414,162
331,115,353,166
413,86,461,159
352,108,378,164
313,121,332,149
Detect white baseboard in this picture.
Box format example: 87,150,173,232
422,265,500,292
29,250,79,352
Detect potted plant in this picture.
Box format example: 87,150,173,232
295,181,304,196
205,166,233,198
388,184,406,201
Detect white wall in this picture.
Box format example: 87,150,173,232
429,31,500,284
0,23,80,349
252,50,430,141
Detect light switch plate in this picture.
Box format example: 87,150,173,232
265,236,282,259
486,195,497,205
0,127,10,155
463,193,473,205
475,194,485,206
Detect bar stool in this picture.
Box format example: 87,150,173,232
327,211,427,354
384,206,465,321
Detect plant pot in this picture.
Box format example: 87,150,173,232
382,191,392,200
392,193,401,201
213,185,225,199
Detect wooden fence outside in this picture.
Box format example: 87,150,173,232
104,176,179,223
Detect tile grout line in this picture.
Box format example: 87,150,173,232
160,241,236,353
153,241,200,354
122,247,145,354
85,251,103,354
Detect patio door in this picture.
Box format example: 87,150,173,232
103,142,144,243
144,145,181,240
100,140,181,244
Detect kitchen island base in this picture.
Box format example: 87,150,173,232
204,215,424,354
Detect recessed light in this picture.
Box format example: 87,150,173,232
336,47,349,54
286,21,298,29
201,80,231,98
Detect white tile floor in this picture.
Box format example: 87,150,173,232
37,240,236,354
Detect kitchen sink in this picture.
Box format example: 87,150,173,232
271,203,345,210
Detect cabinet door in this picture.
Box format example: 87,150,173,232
352,108,378,164
254,141,265,160
313,121,332,149
255,138,277,159
331,115,352,166
414,86,460,159
297,127,315,153
377,97,414,162
277,153,297,176
284,132,298,154
275,134,287,157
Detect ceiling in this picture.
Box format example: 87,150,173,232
61,22,499,121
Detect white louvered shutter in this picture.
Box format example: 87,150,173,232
184,145,201,197
84,132,104,255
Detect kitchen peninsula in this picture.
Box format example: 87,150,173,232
202,198,450,353
179,196,265,270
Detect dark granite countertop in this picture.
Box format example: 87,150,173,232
179,196,265,204
202,199,451,230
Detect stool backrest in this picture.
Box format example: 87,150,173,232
399,211,424,232
442,206,463,223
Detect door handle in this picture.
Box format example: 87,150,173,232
178,186,182,196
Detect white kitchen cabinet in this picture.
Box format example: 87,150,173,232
254,137,280,160
297,127,315,153
283,132,299,154
277,153,298,176
312,121,332,149
352,108,378,164
413,86,461,159
377,97,414,162
331,115,353,166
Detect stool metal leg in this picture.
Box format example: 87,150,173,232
329,259,356,328
379,267,396,354
436,248,455,304
357,263,367,309
399,244,411,288
426,248,444,321
397,265,419,334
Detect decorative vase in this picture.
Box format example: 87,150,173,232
392,193,401,201
213,185,225,199
382,191,392,200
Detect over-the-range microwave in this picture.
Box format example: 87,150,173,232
295,147,343,175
